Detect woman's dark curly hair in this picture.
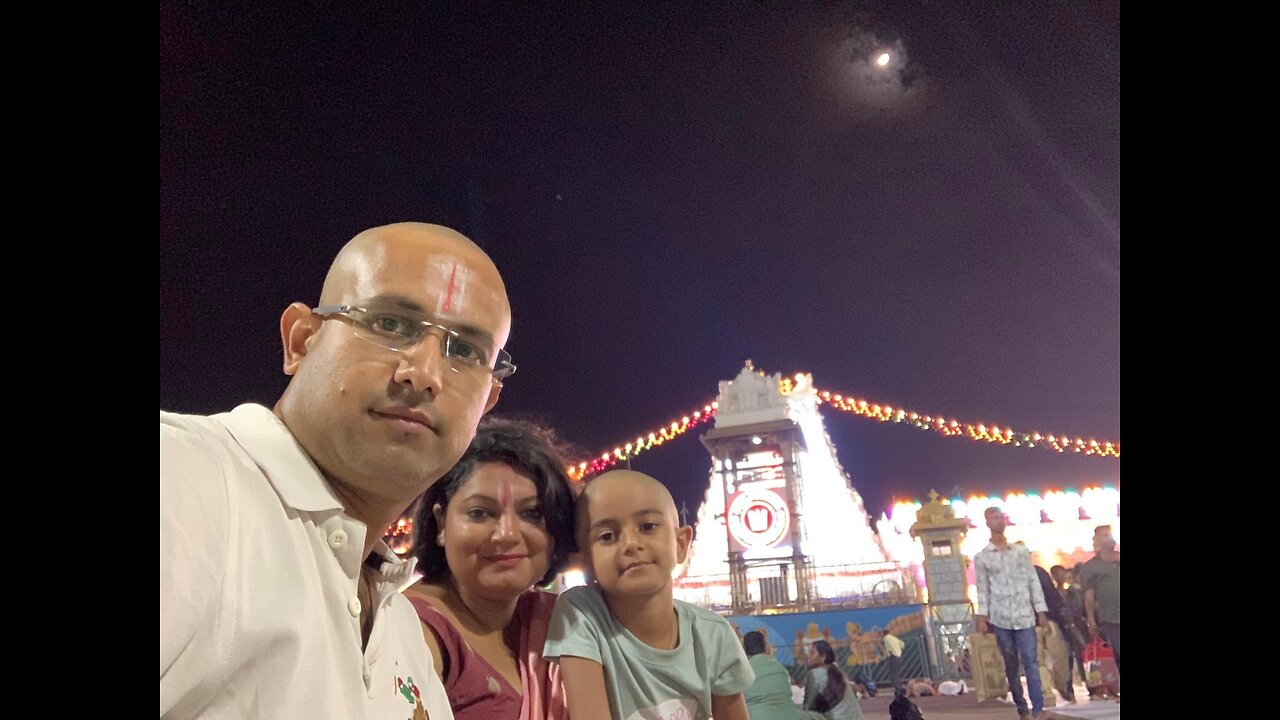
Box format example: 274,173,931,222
810,639,848,712
412,416,578,587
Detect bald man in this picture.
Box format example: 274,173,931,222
161,223,513,719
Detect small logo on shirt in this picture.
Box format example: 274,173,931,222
628,697,697,720
396,675,422,705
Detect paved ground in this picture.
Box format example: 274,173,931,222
1041,695,1120,720
852,683,1120,719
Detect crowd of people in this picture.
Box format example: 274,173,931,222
973,505,1121,719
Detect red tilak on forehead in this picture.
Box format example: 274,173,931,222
441,262,459,312
500,476,512,508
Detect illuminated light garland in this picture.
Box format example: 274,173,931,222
564,384,1117,483
565,402,720,481
814,389,1119,459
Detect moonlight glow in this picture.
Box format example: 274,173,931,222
877,52,891,67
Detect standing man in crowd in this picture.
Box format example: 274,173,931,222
1079,525,1121,670
975,506,1048,720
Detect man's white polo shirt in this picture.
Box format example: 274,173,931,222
161,404,453,720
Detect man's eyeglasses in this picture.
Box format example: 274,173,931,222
313,304,516,382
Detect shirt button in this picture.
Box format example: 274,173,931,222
348,597,362,617
328,529,348,550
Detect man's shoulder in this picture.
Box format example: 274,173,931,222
161,409,223,442
386,592,437,635
160,406,261,452
161,410,240,486
751,653,786,673
381,594,447,688
1077,556,1107,584
1086,554,1119,572
164,407,278,477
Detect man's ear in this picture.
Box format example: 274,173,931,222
280,302,321,376
481,381,503,414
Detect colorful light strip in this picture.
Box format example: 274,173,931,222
814,389,1119,459
565,402,720,481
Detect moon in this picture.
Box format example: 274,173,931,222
877,52,891,67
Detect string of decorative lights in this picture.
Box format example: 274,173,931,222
566,383,1118,480
566,402,720,480
813,389,1119,459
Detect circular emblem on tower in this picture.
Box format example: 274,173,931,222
727,487,791,551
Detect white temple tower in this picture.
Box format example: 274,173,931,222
676,362,892,612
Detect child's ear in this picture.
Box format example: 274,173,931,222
674,525,694,564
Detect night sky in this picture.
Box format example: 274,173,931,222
160,2,1121,524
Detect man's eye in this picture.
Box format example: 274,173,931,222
369,313,416,337
448,339,489,365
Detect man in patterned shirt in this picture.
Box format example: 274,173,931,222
975,506,1048,719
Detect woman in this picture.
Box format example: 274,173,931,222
802,640,862,720
405,417,577,720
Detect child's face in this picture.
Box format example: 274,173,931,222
579,477,692,597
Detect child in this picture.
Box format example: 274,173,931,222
543,470,754,720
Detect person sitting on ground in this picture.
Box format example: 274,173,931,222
904,679,935,697
741,630,801,720
802,640,862,720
